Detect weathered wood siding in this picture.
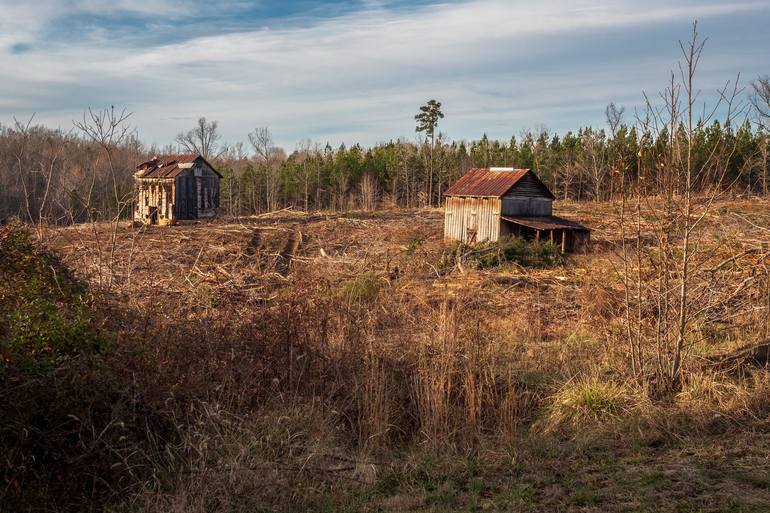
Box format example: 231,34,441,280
501,197,552,216
135,178,175,224
444,196,501,243
174,174,195,220
501,173,553,216
504,172,551,197
192,163,220,219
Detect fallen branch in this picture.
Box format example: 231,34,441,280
704,340,770,370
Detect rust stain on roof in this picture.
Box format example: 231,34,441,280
444,168,531,197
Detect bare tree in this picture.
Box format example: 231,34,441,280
606,102,626,200
605,102,626,137
619,22,750,389
34,128,71,238
296,138,313,212
751,76,770,122
73,106,134,290
248,127,283,212
752,76,770,195
359,172,379,211
176,117,221,158
579,127,607,201
10,115,36,227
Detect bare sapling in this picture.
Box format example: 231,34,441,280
11,115,36,230
751,76,770,195
619,22,751,391
73,106,134,290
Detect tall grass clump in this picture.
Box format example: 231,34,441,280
123,402,347,513
543,375,641,433
408,299,538,445
672,370,770,433
341,271,381,305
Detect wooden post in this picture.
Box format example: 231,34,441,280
535,230,540,242
170,181,175,223
561,230,566,252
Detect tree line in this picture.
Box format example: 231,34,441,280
1,78,769,224
224,112,766,216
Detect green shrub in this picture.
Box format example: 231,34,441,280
406,237,424,256
440,237,565,272
0,220,106,371
0,221,157,513
475,237,565,269
7,296,106,370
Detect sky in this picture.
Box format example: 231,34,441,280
1,0,769,150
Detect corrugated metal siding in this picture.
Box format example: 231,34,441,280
444,196,501,243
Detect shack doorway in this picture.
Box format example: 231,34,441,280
149,206,158,225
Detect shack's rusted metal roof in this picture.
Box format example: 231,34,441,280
135,153,222,179
444,168,553,198
145,164,186,179
136,158,185,179
501,215,591,232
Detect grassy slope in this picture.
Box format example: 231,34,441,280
37,199,770,512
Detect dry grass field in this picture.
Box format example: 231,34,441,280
4,198,770,512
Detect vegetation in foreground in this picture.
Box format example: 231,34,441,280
2,197,770,512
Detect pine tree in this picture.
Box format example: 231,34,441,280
415,99,444,206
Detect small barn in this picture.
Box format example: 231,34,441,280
443,167,590,252
134,154,221,225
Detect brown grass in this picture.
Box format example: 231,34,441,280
7,198,769,512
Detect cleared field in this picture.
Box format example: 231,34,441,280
33,199,770,512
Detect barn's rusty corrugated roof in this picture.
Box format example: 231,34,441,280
444,168,552,198
144,163,186,179
135,153,222,179
501,215,591,231
136,158,184,179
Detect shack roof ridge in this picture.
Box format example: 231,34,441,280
444,167,555,198
139,153,201,168
135,153,223,179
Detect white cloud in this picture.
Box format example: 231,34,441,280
0,0,190,43
0,0,767,147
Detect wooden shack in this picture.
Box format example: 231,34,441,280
134,154,221,225
443,167,590,252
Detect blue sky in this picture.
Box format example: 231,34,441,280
1,0,769,150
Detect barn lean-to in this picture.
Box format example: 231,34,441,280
443,167,590,252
